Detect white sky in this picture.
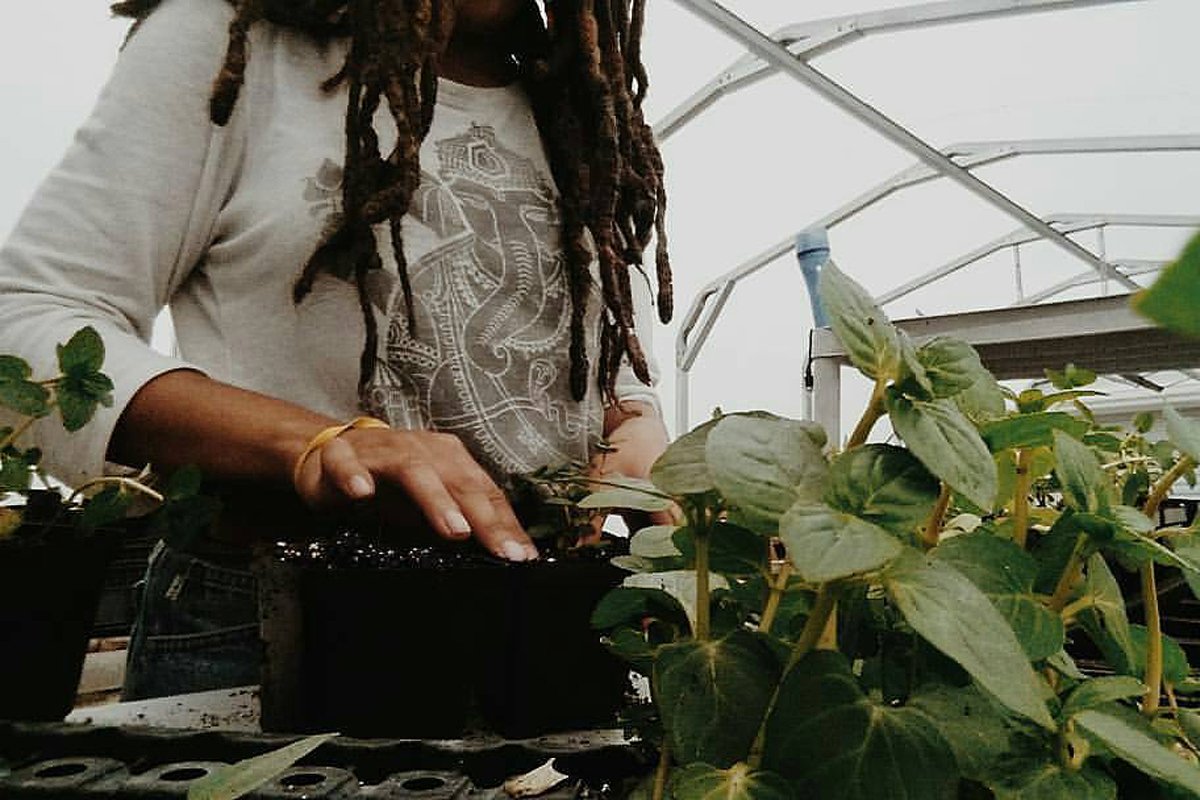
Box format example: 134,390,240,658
3,0,1199,437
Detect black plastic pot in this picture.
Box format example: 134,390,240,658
477,554,631,738
257,534,630,739
0,520,120,721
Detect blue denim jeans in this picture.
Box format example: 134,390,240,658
122,541,261,701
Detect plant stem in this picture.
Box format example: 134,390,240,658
694,519,711,642
1048,534,1088,613
758,561,792,635
847,378,888,449
1138,457,1192,715
1012,448,1033,550
748,584,839,770
1059,596,1094,624
651,741,671,800
1143,456,1196,521
1141,563,1163,716
920,483,951,550
787,584,838,673
68,476,165,506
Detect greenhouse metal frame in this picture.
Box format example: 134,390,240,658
663,0,1195,437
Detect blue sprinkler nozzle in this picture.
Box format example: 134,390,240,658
795,227,831,327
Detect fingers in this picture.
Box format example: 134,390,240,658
295,428,537,561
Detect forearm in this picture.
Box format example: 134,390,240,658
108,369,336,485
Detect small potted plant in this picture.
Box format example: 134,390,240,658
579,260,1200,799
0,327,162,722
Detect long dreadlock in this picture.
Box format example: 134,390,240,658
112,0,671,403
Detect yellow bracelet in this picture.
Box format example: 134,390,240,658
292,416,390,486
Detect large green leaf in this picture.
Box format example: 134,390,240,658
1173,532,1200,602
883,551,1054,729
652,417,721,496
624,571,731,633
668,763,795,800
907,684,1015,782
915,336,988,399
1127,625,1192,685
654,630,781,768
886,392,997,511
592,586,690,633
1165,407,1200,462
1061,676,1148,720
579,486,675,513
186,733,337,800
988,758,1116,800
706,415,829,536
1053,430,1111,514
825,444,940,538
1133,231,1200,338
819,262,900,381
631,525,685,560
675,521,768,576
1075,553,1136,674
1108,521,1200,576
981,412,1091,453
933,533,1065,661
761,651,958,800
896,331,934,399
778,504,903,583
1076,708,1200,795
956,367,1007,425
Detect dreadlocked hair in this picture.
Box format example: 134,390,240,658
113,0,671,403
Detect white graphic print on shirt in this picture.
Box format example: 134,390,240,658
360,123,602,478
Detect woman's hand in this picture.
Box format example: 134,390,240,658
109,370,538,561
294,427,539,561
587,400,680,536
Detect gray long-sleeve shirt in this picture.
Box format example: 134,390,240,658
0,0,659,485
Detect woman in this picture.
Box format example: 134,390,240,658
0,0,673,699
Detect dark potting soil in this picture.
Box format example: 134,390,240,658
260,530,632,740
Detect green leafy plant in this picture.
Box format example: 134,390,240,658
581,263,1200,799
0,327,218,540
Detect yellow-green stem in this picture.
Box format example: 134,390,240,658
747,584,838,770
1144,456,1197,521
921,483,952,550
67,476,165,506
694,524,711,642
1137,457,1192,715
759,561,792,634
1049,534,1088,613
1142,564,1163,716
651,741,671,800
847,378,888,449
1059,596,1094,624
787,584,838,673
1012,448,1033,550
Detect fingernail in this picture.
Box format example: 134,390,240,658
348,475,374,498
502,540,535,562
444,510,471,538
